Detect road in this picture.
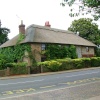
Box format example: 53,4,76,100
0,68,100,100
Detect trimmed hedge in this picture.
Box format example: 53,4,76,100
37,57,100,72
6,62,28,75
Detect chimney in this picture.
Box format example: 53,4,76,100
45,21,51,27
19,20,25,34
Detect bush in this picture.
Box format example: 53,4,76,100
56,58,73,70
7,62,28,75
80,58,91,68
91,57,100,67
0,54,10,70
47,60,62,72
72,59,84,69
38,60,62,72
37,57,100,73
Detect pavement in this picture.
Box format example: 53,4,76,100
0,67,100,80
86,95,100,100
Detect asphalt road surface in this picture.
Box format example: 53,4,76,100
0,68,100,100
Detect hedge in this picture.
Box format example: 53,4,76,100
37,57,100,72
6,62,28,75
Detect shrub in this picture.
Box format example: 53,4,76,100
80,58,91,68
38,60,62,72
71,59,84,69
0,54,10,70
7,62,28,75
91,57,100,67
37,57,100,73
47,60,62,72
56,58,73,70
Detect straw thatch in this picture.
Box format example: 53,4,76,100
0,24,96,48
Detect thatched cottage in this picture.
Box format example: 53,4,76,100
0,21,96,65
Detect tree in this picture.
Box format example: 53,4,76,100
68,18,100,45
0,21,10,45
61,0,100,20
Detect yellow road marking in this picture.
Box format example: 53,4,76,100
59,77,100,85
23,88,36,92
40,85,56,89
2,91,14,95
1,88,36,96
13,89,24,94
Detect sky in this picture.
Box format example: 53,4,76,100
0,0,100,39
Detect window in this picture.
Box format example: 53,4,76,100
86,47,89,52
41,44,46,50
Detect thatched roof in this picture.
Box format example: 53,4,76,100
0,24,96,48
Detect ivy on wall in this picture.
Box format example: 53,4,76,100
0,33,31,63
0,44,31,62
42,44,77,60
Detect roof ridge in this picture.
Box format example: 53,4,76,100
27,24,74,34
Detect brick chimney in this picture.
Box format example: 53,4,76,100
19,20,25,34
45,21,51,27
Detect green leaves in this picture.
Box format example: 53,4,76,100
0,27,10,45
62,0,100,20
0,44,31,66
68,18,99,45
43,44,77,60
16,33,25,44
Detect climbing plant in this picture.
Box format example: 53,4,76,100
0,33,31,65
42,44,77,60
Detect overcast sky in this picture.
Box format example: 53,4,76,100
0,0,100,39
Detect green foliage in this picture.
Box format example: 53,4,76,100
38,60,62,72
38,57,100,72
8,62,28,75
6,62,27,68
0,26,10,45
91,57,100,67
68,18,100,45
17,33,25,44
56,58,73,70
47,60,62,72
80,58,91,68
43,44,77,60
69,45,77,58
0,33,32,70
95,47,100,57
72,59,84,69
61,0,100,20
0,54,11,70
0,44,31,63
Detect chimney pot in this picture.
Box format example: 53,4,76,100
45,21,51,27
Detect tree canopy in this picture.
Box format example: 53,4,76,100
0,21,10,45
68,18,100,45
61,0,100,20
